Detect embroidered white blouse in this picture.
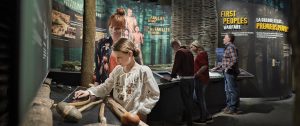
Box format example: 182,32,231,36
87,63,160,115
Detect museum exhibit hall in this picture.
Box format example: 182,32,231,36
1,0,300,126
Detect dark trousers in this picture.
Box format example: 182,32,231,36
194,78,211,120
179,78,194,126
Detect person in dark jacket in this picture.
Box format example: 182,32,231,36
169,39,194,126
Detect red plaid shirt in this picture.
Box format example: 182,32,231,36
221,43,238,70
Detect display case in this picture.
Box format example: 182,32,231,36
51,86,121,126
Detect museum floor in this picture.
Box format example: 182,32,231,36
150,94,294,126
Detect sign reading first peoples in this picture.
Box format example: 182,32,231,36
220,10,248,30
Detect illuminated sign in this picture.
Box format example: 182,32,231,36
147,27,170,35
220,10,248,30
256,18,288,32
148,16,165,23
146,16,170,35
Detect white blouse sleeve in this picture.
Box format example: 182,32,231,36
87,65,121,98
138,66,160,115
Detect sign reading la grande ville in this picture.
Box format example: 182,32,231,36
220,10,248,30
255,17,289,39
256,18,288,32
